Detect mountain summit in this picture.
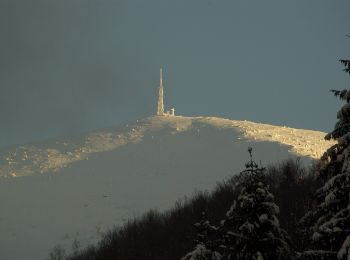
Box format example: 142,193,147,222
0,116,333,179
0,116,334,260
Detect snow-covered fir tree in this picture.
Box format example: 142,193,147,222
220,148,293,260
299,59,350,260
181,212,222,260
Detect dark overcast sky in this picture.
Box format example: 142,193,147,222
0,0,349,147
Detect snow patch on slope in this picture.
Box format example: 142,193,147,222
0,116,334,178
0,116,335,260
197,117,334,159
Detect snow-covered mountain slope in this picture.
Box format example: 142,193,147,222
0,116,335,260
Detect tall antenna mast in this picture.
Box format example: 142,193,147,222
160,68,163,87
157,68,165,116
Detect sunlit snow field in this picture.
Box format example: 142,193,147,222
0,116,334,260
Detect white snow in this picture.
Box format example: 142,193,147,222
337,235,350,260
259,214,268,223
0,116,333,179
324,191,337,206
181,244,222,260
239,221,255,232
256,187,266,196
261,202,280,215
256,251,264,260
0,116,334,260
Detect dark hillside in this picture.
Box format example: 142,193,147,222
57,159,318,260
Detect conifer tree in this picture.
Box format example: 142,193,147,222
299,58,350,260
220,148,292,260
181,212,222,260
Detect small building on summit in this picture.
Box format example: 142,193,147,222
157,68,175,116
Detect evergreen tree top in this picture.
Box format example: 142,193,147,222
220,147,292,260
301,49,350,260
330,89,350,103
340,59,350,75
239,147,266,184
324,60,350,141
